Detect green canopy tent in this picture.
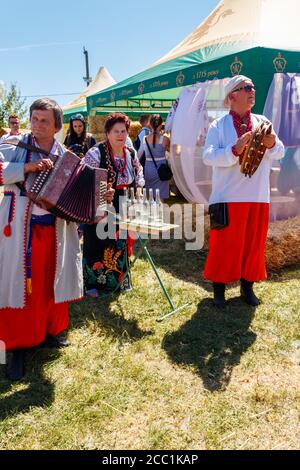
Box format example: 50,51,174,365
87,0,300,117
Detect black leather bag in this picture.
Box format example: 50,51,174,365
209,203,229,230
146,140,173,181
157,163,173,181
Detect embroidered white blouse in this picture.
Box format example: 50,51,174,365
84,145,145,188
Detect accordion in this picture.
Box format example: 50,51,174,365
25,149,108,224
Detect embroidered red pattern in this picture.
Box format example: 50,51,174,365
3,191,16,237
230,110,253,164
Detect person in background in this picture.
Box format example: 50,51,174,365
133,114,151,151
0,115,22,143
138,114,170,201
64,113,96,158
82,112,144,297
203,75,284,308
126,135,134,148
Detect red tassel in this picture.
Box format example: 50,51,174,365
3,224,11,237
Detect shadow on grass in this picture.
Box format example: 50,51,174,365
163,297,256,392
0,348,60,420
70,296,154,342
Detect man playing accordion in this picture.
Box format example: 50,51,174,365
0,98,113,381
203,75,284,308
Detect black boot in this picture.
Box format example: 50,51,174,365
42,334,69,349
213,282,226,308
240,278,260,306
7,349,25,381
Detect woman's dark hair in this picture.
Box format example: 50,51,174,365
150,114,163,147
104,113,131,134
65,116,87,147
29,98,63,130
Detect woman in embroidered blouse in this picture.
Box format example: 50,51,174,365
82,113,145,297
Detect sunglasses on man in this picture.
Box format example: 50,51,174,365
232,85,256,93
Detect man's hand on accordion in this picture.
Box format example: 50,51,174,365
104,183,115,204
24,158,54,174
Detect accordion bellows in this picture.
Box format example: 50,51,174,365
26,150,107,223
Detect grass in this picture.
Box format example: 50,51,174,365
0,233,300,449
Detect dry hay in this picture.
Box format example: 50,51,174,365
87,117,141,143
62,123,69,139
88,115,142,142
265,216,300,270
0,127,8,137
129,122,142,141
88,115,107,134
93,133,106,143
189,206,300,271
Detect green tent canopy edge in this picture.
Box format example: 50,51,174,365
87,46,300,115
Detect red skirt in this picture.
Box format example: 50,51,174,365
204,202,269,284
0,225,68,351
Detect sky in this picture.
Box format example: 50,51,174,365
0,0,220,110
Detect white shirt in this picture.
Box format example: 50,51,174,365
203,113,285,204
138,127,150,142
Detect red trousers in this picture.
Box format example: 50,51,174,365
204,202,269,284
0,225,68,351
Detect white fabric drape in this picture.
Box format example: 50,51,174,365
264,73,300,219
169,76,299,220
170,79,227,205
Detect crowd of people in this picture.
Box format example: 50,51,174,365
0,74,285,381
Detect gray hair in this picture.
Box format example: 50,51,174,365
29,98,63,130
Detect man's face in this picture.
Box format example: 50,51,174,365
230,81,256,110
8,117,20,134
30,109,59,141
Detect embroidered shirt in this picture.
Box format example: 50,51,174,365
84,146,145,188
203,113,284,204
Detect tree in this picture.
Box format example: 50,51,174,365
0,82,28,128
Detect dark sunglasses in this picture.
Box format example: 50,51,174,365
232,85,255,93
